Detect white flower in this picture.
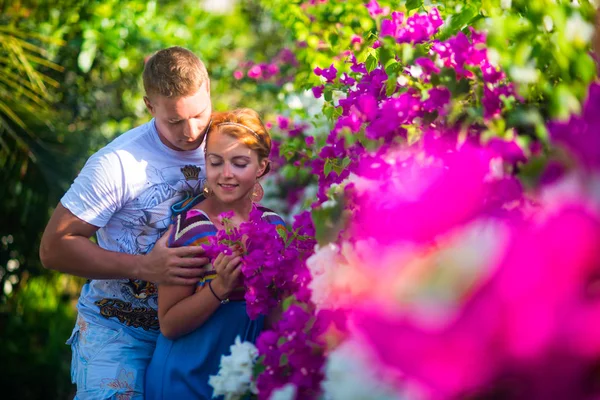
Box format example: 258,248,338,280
286,94,304,110
500,0,512,9
332,90,347,106
306,239,383,311
306,243,341,309
486,157,505,180
322,340,406,400
344,172,379,194
487,48,501,66
538,172,600,215
509,65,539,84
209,336,259,400
408,65,423,78
396,75,409,86
543,15,554,32
283,82,295,92
321,199,338,209
565,12,594,45
269,384,297,400
201,0,236,13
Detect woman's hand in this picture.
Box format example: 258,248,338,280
210,251,242,298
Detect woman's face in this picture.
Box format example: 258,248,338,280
205,132,267,203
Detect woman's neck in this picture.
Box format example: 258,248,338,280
204,196,254,222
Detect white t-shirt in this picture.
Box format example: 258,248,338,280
61,119,205,341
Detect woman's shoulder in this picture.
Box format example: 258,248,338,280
256,205,286,227
168,208,217,247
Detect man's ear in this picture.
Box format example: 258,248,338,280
143,96,155,115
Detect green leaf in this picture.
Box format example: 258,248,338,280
281,295,295,312
386,73,398,97
401,44,414,64
378,45,394,68
276,225,288,242
441,5,479,38
574,53,596,85
342,156,351,168
280,353,289,366
328,32,339,46
406,0,423,12
365,54,378,73
324,158,333,177
78,32,97,73
311,204,346,246
323,102,335,120
253,359,266,377
331,156,352,176
384,60,400,76
550,84,580,120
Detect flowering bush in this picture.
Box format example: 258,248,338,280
209,1,600,399
202,208,313,319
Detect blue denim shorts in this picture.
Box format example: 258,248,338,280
67,316,156,399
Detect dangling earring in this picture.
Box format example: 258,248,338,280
251,181,264,203
202,181,213,197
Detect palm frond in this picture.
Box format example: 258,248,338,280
0,99,27,130
0,25,66,46
0,26,62,159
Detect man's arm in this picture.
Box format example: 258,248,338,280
39,203,209,285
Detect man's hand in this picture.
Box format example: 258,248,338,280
139,225,210,285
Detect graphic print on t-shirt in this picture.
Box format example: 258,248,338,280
95,163,204,331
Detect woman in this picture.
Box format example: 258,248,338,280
145,108,285,399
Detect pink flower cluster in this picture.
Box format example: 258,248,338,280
256,304,326,400
351,202,600,399
433,28,515,119
272,115,310,138
549,82,600,171
351,143,522,245
380,8,443,44
201,208,310,319
233,49,298,83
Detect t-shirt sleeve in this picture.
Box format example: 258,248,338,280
60,151,125,228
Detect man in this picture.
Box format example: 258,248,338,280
40,46,212,399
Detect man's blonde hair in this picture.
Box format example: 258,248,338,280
143,46,209,98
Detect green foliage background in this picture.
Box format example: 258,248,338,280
0,1,286,397
0,0,596,398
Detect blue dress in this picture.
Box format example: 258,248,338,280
145,206,285,399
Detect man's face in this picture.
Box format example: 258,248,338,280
144,82,212,151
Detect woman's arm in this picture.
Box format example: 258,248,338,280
158,253,242,339
158,283,220,339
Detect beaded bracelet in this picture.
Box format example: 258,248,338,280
208,280,230,305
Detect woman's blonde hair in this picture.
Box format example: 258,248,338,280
208,108,272,177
